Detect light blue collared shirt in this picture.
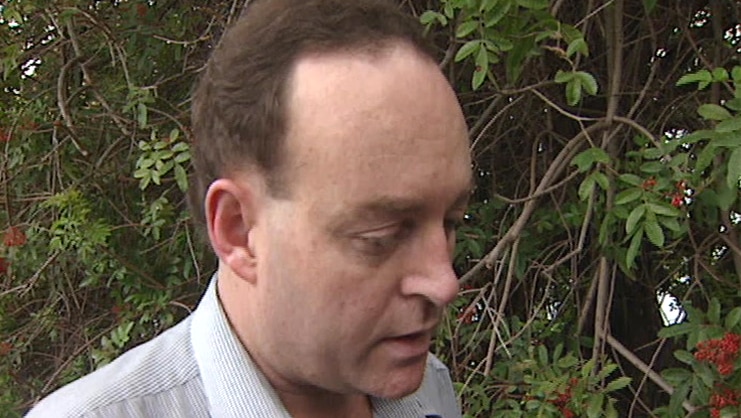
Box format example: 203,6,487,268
26,279,461,417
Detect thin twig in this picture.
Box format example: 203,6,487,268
605,333,696,414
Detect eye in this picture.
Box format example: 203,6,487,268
352,223,411,256
444,217,463,239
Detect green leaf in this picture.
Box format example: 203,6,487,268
565,79,582,105
658,322,693,339
171,142,189,152
486,36,513,52
443,3,454,18
712,67,729,82
515,0,549,9
586,393,604,418
174,164,188,192
456,20,479,38
643,0,657,13
137,103,148,128
626,226,643,269
581,358,595,378
733,66,741,83
680,129,716,144
566,38,588,58
639,161,664,173
698,103,732,120
420,10,446,26
659,216,681,233
615,188,643,205
618,174,643,186
726,146,741,189
626,204,646,235
168,128,180,142
715,180,738,210
138,140,151,151
574,71,598,95
606,399,618,418
137,157,155,169
676,69,711,87
455,40,480,62
578,175,596,201
151,170,161,185
556,355,578,369
725,307,741,329
646,202,681,217
715,115,741,133
592,172,609,190
571,147,610,172
726,97,741,111
133,167,150,179
708,298,721,325
480,0,499,12
554,69,574,84
605,376,632,392
174,152,191,164
484,0,511,27
644,212,665,247
715,130,741,146
538,344,548,366
661,367,692,384
695,144,718,173
668,381,690,417
472,45,488,90
673,350,695,365
561,24,583,44
641,146,665,160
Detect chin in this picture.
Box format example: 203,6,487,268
367,359,427,399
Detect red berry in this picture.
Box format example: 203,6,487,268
0,342,12,356
3,226,26,247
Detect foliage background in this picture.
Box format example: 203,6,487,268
1,0,740,417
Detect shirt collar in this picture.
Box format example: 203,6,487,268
191,276,443,418
191,278,291,418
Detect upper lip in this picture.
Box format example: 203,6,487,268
389,327,435,340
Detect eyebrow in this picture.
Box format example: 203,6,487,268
328,185,473,233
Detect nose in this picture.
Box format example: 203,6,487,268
399,226,459,308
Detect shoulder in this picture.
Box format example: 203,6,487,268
26,317,207,418
418,354,462,418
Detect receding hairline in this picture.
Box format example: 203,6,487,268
254,40,444,198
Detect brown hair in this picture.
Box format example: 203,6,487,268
189,0,437,228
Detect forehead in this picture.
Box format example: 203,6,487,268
281,43,471,209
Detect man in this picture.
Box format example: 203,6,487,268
27,0,471,416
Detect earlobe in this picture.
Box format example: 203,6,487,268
205,178,260,283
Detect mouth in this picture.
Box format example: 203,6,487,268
383,330,433,361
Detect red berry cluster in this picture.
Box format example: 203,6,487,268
670,181,687,208
551,378,578,417
458,307,475,324
709,386,740,418
641,177,657,190
695,333,741,376
3,226,27,247
0,226,27,276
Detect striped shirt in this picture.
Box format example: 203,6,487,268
26,279,461,418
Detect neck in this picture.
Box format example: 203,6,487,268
280,390,372,418
216,269,374,418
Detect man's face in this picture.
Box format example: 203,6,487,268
246,43,471,399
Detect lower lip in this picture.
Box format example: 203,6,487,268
384,332,431,359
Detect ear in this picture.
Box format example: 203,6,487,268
205,176,262,283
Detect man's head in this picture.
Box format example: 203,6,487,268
192,0,472,406
190,0,437,225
